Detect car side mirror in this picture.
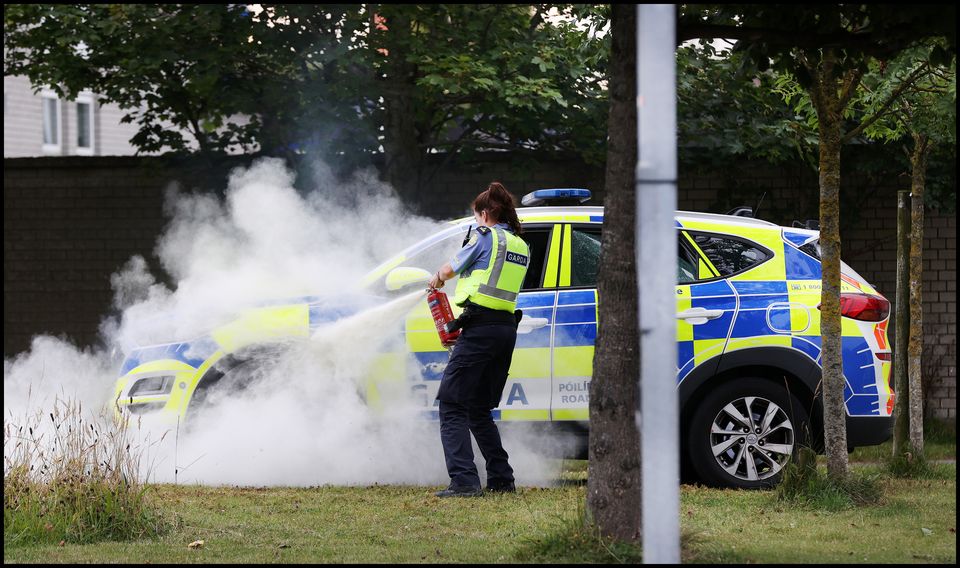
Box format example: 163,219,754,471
385,266,432,291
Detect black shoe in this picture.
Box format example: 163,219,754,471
435,485,483,498
486,482,516,493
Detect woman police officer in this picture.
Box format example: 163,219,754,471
428,182,530,498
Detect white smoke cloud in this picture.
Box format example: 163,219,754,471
3,336,117,420
4,158,566,488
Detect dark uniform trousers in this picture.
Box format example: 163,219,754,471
436,321,517,489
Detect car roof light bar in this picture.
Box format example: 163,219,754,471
520,188,592,207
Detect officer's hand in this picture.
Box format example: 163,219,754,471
429,272,444,289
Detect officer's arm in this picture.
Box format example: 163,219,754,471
429,263,455,289
431,227,488,288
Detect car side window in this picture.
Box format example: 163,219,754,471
566,228,704,286
678,236,698,284
570,228,602,287
521,228,551,290
691,232,771,276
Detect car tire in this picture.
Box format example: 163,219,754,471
185,344,291,426
687,377,810,489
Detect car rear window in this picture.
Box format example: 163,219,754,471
799,241,820,260
691,232,772,277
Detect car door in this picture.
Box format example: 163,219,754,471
551,224,601,421
676,230,740,382
546,225,739,422
494,223,560,421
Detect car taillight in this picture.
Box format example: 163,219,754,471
817,293,890,322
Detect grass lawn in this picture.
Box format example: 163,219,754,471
4,462,955,564
850,421,956,463
681,464,956,564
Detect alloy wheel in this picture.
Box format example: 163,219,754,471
709,396,795,482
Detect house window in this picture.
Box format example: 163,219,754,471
41,90,62,155
75,92,95,155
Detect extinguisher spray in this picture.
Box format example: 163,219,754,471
427,288,461,348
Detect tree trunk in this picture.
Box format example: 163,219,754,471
586,3,641,543
379,11,425,209
808,49,849,481
892,190,911,458
908,133,930,456
382,83,423,207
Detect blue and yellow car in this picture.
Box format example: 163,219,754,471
113,189,894,489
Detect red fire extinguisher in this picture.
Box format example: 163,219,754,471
427,288,461,347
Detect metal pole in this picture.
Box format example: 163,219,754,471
636,4,679,564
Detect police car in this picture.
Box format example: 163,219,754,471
113,188,894,489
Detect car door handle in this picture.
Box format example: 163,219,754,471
517,316,549,334
676,307,724,325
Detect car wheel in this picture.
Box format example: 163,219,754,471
185,344,290,425
687,377,810,489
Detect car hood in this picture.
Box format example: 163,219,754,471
118,291,386,358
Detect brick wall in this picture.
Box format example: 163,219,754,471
3,155,250,356
919,214,957,421
412,154,606,218
3,155,955,420
830,190,955,423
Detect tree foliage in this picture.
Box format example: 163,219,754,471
353,4,609,201
5,4,287,154
773,40,957,211
4,4,609,189
678,41,819,169
369,5,608,158
770,41,956,151
7,5,953,216
856,42,957,212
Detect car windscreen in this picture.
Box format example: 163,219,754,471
366,224,471,295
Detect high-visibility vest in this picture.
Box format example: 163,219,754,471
454,226,529,312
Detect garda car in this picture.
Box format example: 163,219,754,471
113,188,894,489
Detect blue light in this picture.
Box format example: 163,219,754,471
521,188,592,206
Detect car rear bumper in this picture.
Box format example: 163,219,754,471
846,414,894,448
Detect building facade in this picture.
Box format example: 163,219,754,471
4,75,144,158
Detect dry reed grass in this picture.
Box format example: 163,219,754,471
4,394,169,546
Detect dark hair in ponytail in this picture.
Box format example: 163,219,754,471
472,181,522,235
